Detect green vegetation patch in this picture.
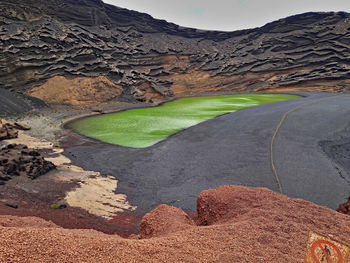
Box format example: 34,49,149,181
69,94,299,148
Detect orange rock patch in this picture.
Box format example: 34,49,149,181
27,76,123,105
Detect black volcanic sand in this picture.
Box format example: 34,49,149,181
0,88,46,116
320,140,350,178
63,92,350,213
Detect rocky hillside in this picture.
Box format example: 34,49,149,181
1,0,350,104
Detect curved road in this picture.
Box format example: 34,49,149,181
64,93,350,213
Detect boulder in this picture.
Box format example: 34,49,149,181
14,122,31,130
337,196,350,215
0,144,56,184
0,119,18,140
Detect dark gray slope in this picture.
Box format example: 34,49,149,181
321,139,350,174
0,88,46,116
64,93,350,212
273,95,350,207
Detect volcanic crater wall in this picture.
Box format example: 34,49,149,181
1,0,350,104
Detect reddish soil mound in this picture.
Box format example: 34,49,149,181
337,195,350,215
197,185,292,225
1,185,350,263
140,204,195,238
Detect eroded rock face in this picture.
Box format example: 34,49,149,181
1,0,350,104
0,144,55,183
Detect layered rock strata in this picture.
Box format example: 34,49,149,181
1,0,350,104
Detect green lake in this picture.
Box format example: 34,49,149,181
68,94,300,148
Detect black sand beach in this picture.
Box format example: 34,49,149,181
63,92,350,213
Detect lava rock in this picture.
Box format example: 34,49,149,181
337,196,350,215
5,203,18,209
0,119,18,140
0,144,56,184
14,122,31,131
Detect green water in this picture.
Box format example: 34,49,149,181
69,94,299,148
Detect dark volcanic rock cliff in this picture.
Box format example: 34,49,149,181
1,0,350,104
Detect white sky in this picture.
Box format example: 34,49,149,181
103,0,350,31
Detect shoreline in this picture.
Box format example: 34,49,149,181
0,91,348,237
63,90,308,130
61,92,350,212
2,90,261,235
0,129,143,237
63,91,306,150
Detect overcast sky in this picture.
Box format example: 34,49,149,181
103,0,350,31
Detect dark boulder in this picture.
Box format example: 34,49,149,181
337,196,350,215
0,144,56,184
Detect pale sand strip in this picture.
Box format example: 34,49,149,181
4,131,136,219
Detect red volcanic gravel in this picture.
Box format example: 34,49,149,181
0,179,140,237
0,215,58,228
0,185,350,263
140,204,195,239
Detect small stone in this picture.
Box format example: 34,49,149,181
91,108,104,114
5,203,18,209
14,122,31,130
50,204,61,209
